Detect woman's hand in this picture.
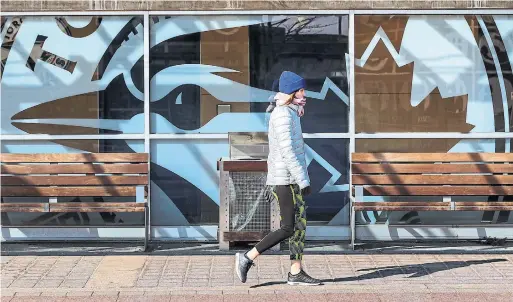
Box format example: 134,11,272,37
301,186,311,196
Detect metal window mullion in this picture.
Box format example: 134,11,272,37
143,12,152,242
348,10,356,248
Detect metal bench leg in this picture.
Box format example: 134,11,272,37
350,205,356,250
144,206,149,252
351,186,363,250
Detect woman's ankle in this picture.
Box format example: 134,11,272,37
245,248,259,261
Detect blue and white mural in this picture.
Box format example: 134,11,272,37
4,14,511,229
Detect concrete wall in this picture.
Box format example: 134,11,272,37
2,0,512,12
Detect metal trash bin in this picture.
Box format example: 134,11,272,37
217,133,280,250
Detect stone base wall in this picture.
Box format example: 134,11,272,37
2,0,513,12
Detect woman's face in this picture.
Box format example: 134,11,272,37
294,88,306,100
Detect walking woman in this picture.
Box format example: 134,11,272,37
235,71,322,286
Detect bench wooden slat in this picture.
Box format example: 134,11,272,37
50,208,145,213
352,175,513,185
1,163,148,175
0,203,47,212
454,202,513,211
352,163,513,174
352,153,513,163
363,185,513,196
454,206,513,211
453,202,513,206
50,202,146,207
0,153,148,163
353,204,450,211
1,186,137,197
352,202,449,206
2,176,148,186
49,203,145,213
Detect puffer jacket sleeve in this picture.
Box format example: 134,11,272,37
272,108,310,189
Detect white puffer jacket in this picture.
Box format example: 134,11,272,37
266,104,310,189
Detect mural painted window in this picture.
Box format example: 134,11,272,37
147,15,350,226
1,16,145,135
354,15,513,141
149,15,349,134
1,140,145,226
150,138,349,226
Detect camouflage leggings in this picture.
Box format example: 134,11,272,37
255,184,307,260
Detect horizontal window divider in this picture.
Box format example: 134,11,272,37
3,133,512,141
1,134,146,140
1,11,148,16
356,133,513,139
351,9,513,14
149,134,228,139
303,133,351,139
147,10,351,15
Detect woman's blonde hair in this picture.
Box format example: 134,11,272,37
283,92,295,105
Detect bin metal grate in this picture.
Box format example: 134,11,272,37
228,171,270,232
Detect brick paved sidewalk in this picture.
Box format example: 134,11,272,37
2,254,513,301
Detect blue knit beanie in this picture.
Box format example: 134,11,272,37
279,71,305,94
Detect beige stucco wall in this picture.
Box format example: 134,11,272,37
1,0,512,12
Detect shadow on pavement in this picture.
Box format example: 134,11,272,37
251,258,508,288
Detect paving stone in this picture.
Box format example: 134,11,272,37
86,256,146,289
10,298,67,302
184,294,223,302
59,279,88,288
1,279,15,288
277,293,329,302
65,291,93,297
222,289,249,295
326,293,381,302
118,291,145,296
167,290,197,295
195,290,222,295
13,292,41,297
92,291,119,296
136,280,159,287
63,297,118,302
34,278,64,288
223,294,267,302
143,290,170,296
39,291,67,296
117,297,171,302
0,290,15,297
458,293,513,302
9,278,39,288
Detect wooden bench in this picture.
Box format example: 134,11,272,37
351,153,513,247
0,153,149,250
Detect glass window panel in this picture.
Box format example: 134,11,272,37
1,16,145,135
150,138,349,225
149,15,349,134
355,15,513,134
